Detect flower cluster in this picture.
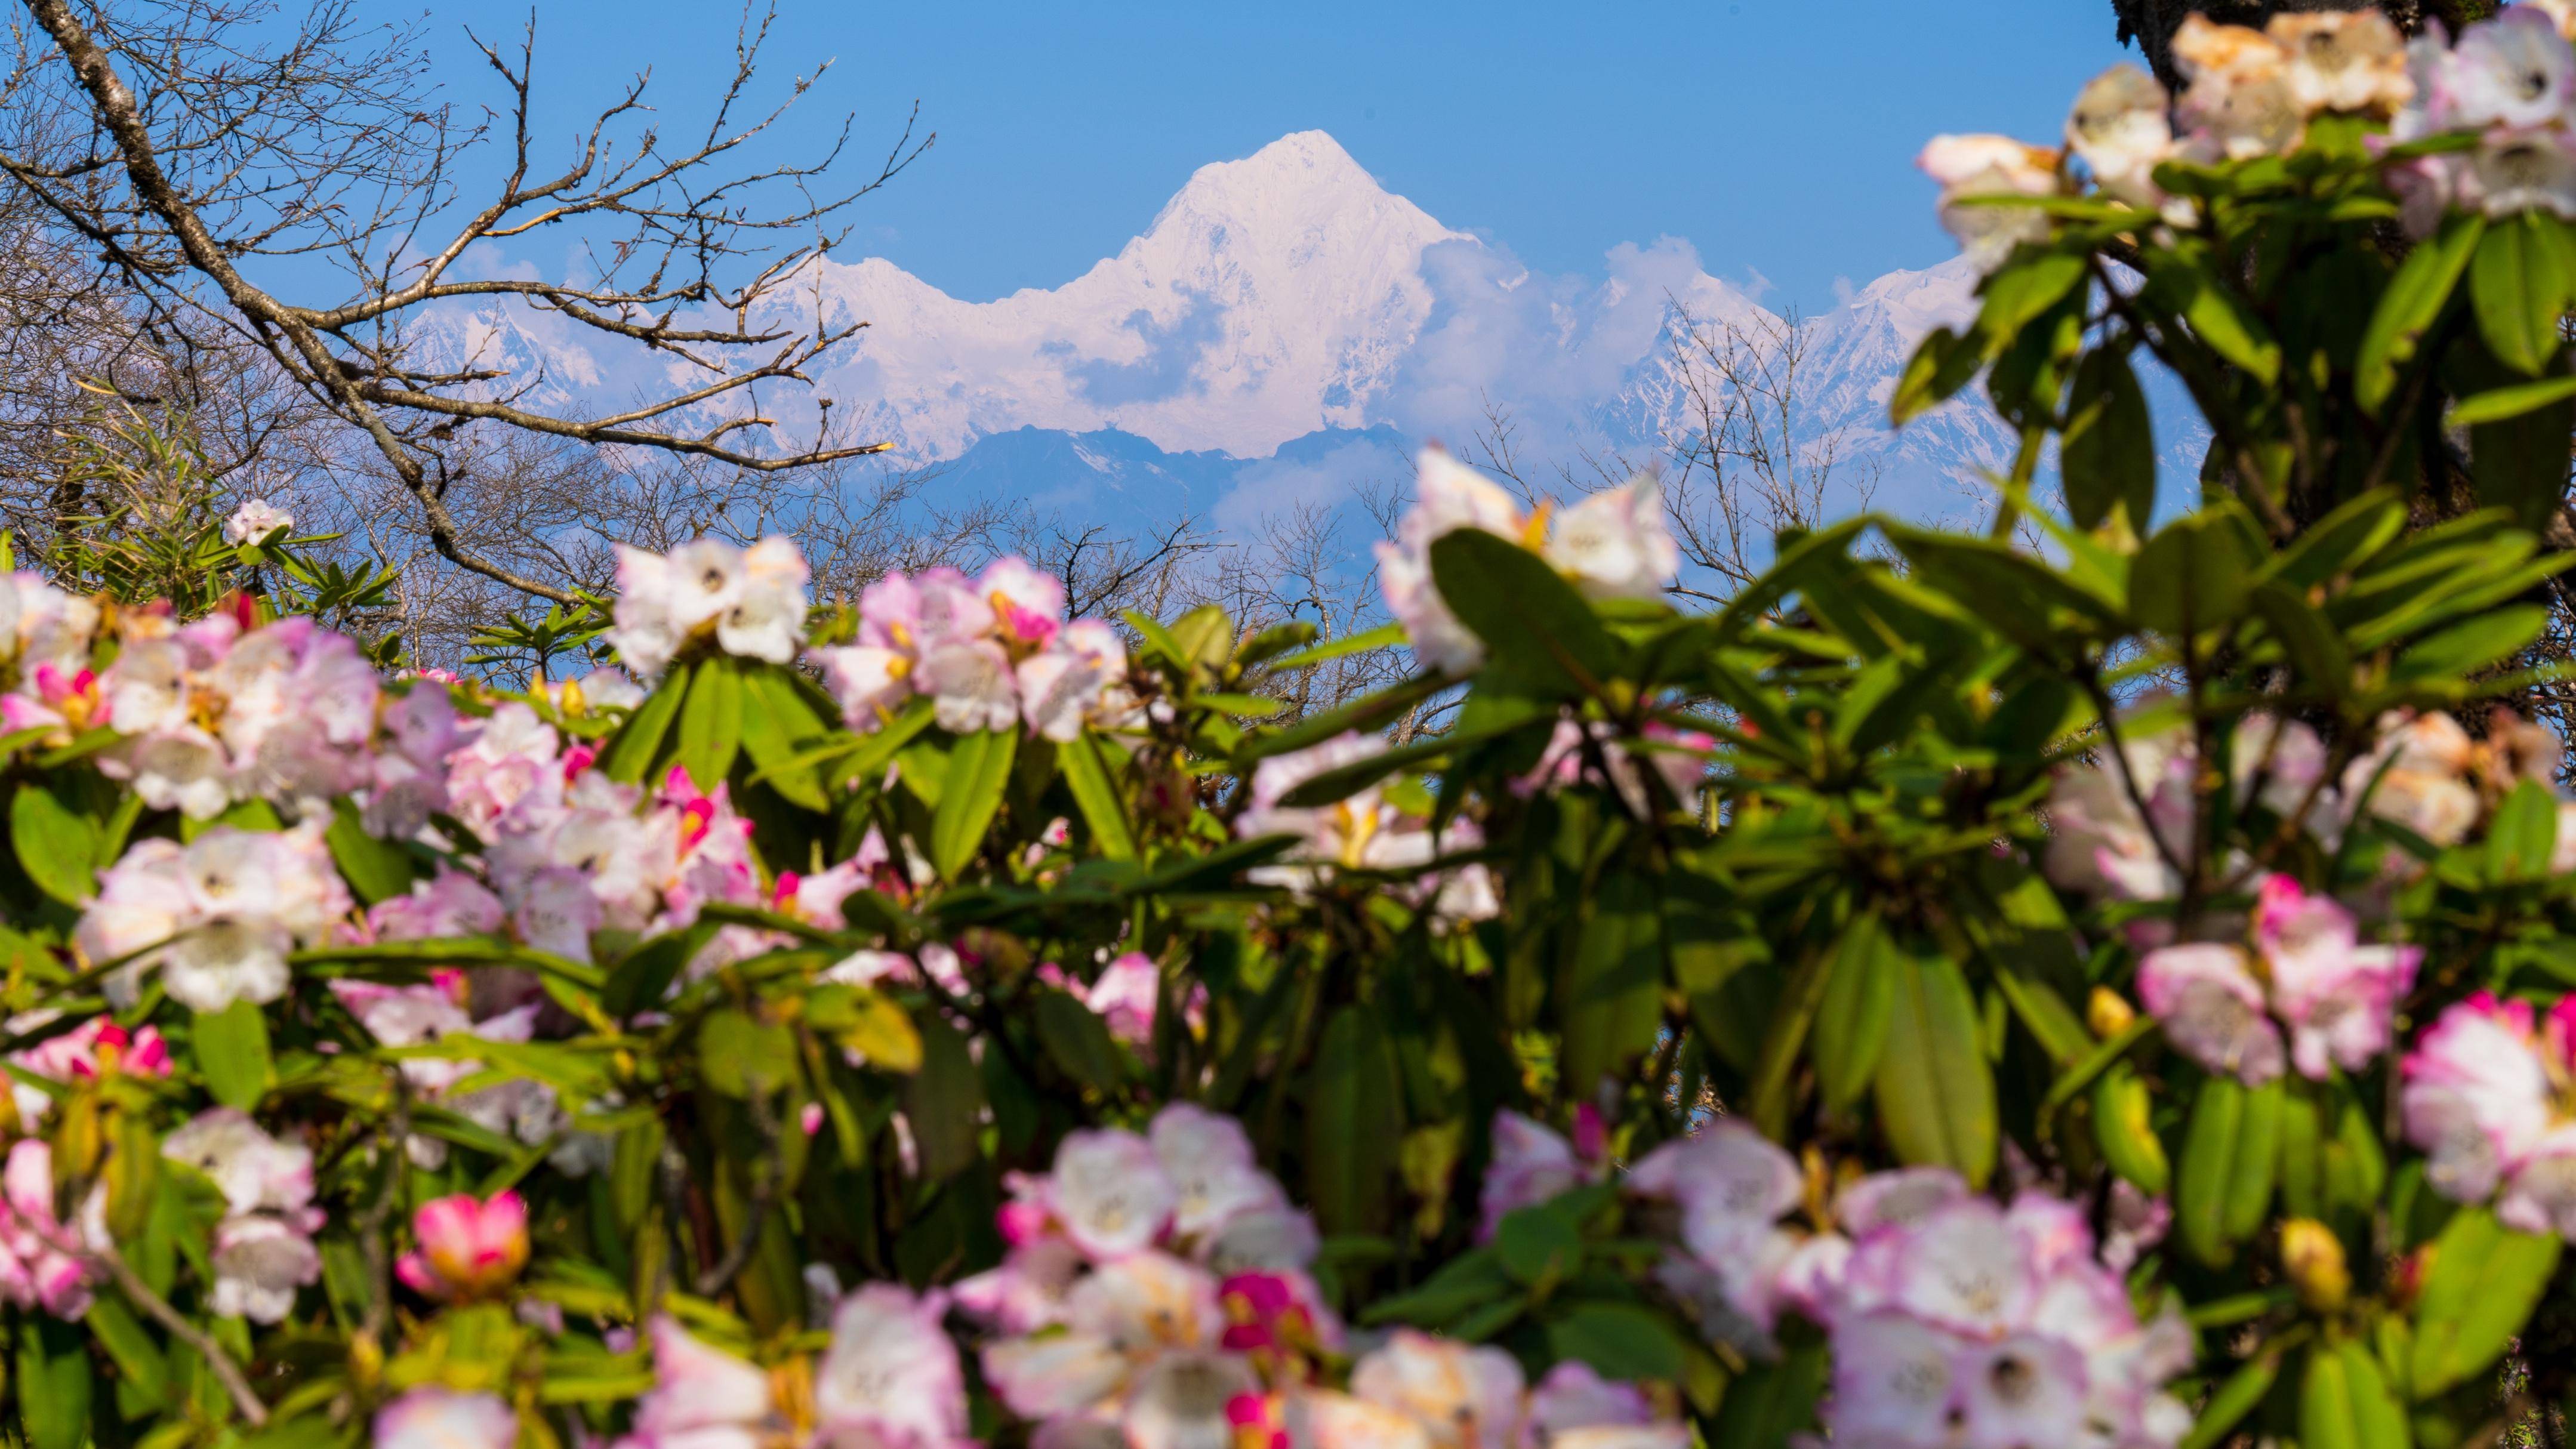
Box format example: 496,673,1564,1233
606,536,810,680
1377,450,1680,676
1927,4,2576,267
2044,707,2562,908
2136,874,2421,1084
1237,732,1500,924
814,558,1135,739
223,499,292,545
93,611,381,819
0,1140,98,1318
1672,1143,2180,1447
1286,1334,1688,1449
612,1285,970,1449
1487,1114,2192,1449
962,1106,1331,1446
2402,991,2576,1240
160,1109,322,1323
77,824,352,1013
0,572,103,728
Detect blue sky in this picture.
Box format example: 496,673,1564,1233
429,1,2131,315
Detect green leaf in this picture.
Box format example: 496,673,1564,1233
1891,325,1986,426
2150,261,2280,384
1976,252,2088,341
2131,508,2263,636
674,657,746,791
1544,1302,1692,1384
1308,1005,1404,1236
196,1000,274,1111
2485,779,2559,884
1426,529,1619,696
1557,871,1666,1100
1871,953,1997,1188
698,1008,797,1099
1709,1333,1829,1449
901,1012,985,1182
2061,346,2156,531
2409,1206,2562,1398
19,1314,92,1449
930,729,1019,880
2180,1351,2284,1449
1495,1203,1583,1288
1058,731,1138,860
2359,212,2484,411
599,670,688,784
600,922,717,1018
2469,377,2576,534
1265,622,1407,670
1033,989,1124,1091
2302,1339,2412,1449
325,797,415,905
84,1294,167,1407
2177,1075,2282,1266
2470,211,2571,376
1811,910,1896,1111
736,666,836,811
2446,372,2576,427
11,781,100,905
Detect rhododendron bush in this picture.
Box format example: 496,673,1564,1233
13,10,2576,1449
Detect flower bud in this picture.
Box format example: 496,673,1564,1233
2281,1217,2350,1312
2088,986,2139,1038
396,1191,529,1301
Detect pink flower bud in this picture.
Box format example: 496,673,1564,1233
396,1191,529,1300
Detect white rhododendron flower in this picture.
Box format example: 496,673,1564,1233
222,498,293,545
79,825,350,1012
1543,477,1679,602
606,535,809,679
1918,134,2062,270
2271,11,2411,115
1375,450,1681,674
2065,64,2173,206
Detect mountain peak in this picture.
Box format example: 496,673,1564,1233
1137,130,1458,255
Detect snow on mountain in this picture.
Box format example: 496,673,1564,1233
794,131,1463,461
417,129,2081,525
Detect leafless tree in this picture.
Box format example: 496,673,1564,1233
1654,304,1879,605
0,0,928,605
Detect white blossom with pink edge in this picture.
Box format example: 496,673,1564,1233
374,1388,517,1449
616,1315,789,1449
2400,992,2576,1237
2133,874,2417,1086
1476,1106,1609,1242
222,498,292,545
1236,732,1499,926
813,1283,972,1449
78,822,352,1013
606,536,810,681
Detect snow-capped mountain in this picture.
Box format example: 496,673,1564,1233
430,130,2143,528
799,131,1463,460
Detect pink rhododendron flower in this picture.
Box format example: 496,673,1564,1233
2404,993,2576,1227
1476,1107,1608,1241
0,1139,96,1318
2135,943,2288,1085
397,1191,530,1300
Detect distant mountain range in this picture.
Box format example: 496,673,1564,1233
434,131,2207,537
